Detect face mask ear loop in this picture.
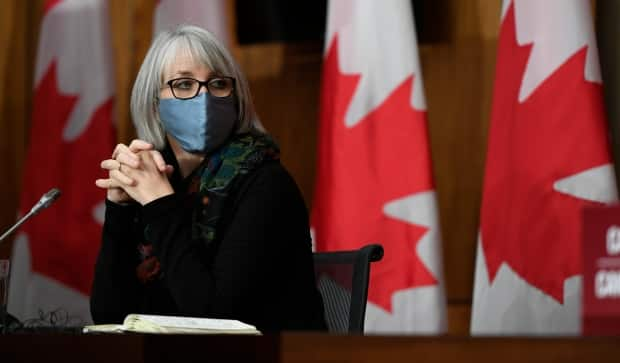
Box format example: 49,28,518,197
153,97,161,128
231,92,242,132
153,91,161,118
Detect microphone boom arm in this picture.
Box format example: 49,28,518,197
0,188,61,245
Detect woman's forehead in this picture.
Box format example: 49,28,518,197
162,50,212,78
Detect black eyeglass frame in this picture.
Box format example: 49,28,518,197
164,76,236,100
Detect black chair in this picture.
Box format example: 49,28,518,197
313,244,384,334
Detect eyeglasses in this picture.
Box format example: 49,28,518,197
164,76,236,100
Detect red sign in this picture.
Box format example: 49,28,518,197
582,204,620,335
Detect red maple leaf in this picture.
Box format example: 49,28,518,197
313,37,437,312
19,61,114,295
481,4,612,303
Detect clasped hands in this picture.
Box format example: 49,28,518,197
95,140,174,205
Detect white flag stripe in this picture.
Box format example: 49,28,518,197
366,285,447,333
8,234,92,323
471,238,582,335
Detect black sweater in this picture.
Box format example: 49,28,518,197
90,160,326,332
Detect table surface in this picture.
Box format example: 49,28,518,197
1,332,620,363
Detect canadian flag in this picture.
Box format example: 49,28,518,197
471,0,617,334
7,0,115,324
312,0,447,333
154,0,229,44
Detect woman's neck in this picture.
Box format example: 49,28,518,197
167,135,205,178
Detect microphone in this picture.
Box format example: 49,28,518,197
0,188,62,244
29,188,61,215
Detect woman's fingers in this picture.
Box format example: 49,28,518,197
113,144,139,166
111,140,155,169
112,143,132,159
109,169,135,186
128,139,153,153
149,150,170,173
116,151,140,168
135,150,171,175
95,178,120,189
100,159,120,171
99,159,136,186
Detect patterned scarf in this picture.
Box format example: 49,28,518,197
192,131,280,246
136,131,280,283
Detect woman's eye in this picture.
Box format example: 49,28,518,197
172,80,194,89
209,79,226,89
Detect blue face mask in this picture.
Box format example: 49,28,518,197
158,92,237,154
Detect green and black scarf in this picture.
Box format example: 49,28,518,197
136,131,279,283
191,131,280,246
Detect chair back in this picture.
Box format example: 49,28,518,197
313,244,383,333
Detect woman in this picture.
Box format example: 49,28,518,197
90,25,326,332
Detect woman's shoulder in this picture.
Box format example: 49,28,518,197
241,160,301,196
226,160,309,227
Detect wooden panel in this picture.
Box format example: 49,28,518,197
0,1,15,108
130,0,156,136
450,0,501,40
0,0,43,259
447,303,471,335
0,1,17,259
421,40,498,303
109,0,156,145
242,43,322,206
0,2,17,254
419,2,500,332
109,0,135,145
596,0,620,188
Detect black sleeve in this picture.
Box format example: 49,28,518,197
90,200,143,324
141,165,288,319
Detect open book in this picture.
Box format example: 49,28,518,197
83,314,260,335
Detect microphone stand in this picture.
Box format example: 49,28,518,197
0,209,41,245
0,188,61,334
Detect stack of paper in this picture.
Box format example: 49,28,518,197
83,314,261,335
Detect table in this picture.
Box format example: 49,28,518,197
1,333,619,362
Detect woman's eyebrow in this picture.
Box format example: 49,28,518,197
174,70,194,76
171,70,218,79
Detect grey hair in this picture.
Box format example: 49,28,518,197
130,24,264,150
